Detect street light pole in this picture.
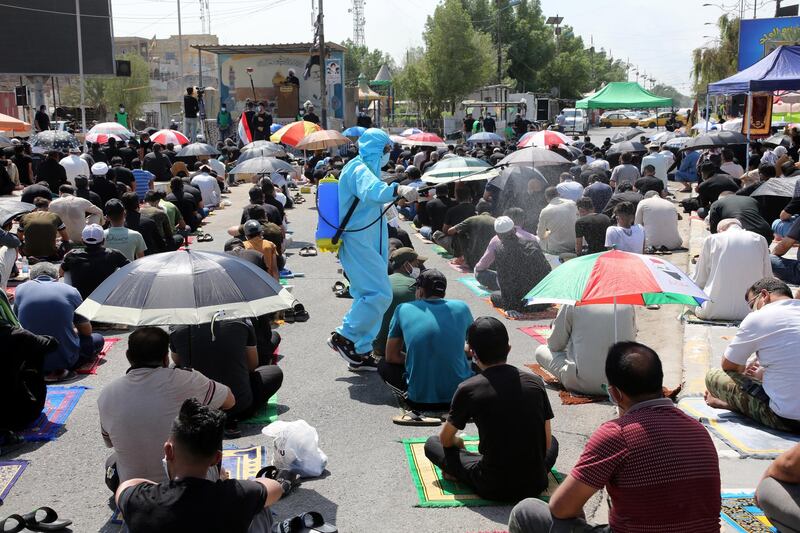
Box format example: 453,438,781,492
75,0,86,134
318,0,327,128
177,0,184,83
496,0,502,84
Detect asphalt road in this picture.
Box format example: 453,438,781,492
2,127,768,532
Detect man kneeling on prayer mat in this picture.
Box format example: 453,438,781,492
425,317,558,502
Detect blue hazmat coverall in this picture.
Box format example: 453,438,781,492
335,128,399,354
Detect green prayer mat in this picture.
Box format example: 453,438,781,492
241,394,278,425
430,244,453,259
402,437,563,507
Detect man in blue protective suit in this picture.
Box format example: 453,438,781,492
327,128,419,370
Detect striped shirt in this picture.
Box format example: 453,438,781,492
571,398,720,532
132,169,154,202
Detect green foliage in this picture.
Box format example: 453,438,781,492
341,39,396,85
651,83,690,107
691,15,739,96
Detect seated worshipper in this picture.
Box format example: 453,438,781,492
49,184,105,242
449,206,497,268
431,187,477,256
121,192,165,255
635,191,683,251
0,224,21,291
523,174,549,232
420,184,456,240
378,269,474,417
556,172,583,203
141,191,183,251
425,317,557,502
20,182,53,205
98,327,234,492
115,399,294,533
35,150,68,193
75,175,103,210
475,209,539,290
756,443,800,532
697,160,739,213
109,156,135,191
131,159,154,202
675,148,701,192
17,197,69,262
605,202,645,253
511,342,720,533
240,187,281,227
476,216,550,312
191,164,222,208
370,247,424,362
602,182,642,220
575,197,610,255
771,217,800,284
633,165,665,197
609,152,640,188
242,220,279,280
142,142,173,183
59,147,90,186
103,199,146,261
167,177,200,232
535,304,636,396
90,162,121,207
583,174,613,214
60,224,129,299
720,147,744,179
170,318,283,437
708,191,773,244
705,277,800,432
14,261,104,382
772,178,800,238
537,187,578,255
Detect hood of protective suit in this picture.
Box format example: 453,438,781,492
357,128,390,175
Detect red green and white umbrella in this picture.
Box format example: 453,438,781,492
525,250,708,307
517,130,569,148
150,129,189,146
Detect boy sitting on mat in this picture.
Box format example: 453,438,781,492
378,269,474,425
424,317,558,502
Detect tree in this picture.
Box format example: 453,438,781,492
651,83,690,107
691,14,739,95
394,47,435,122
423,0,494,113
341,39,395,85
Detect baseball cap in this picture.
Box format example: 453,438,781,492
467,316,509,357
411,268,447,297
91,162,109,176
243,219,262,237
494,216,514,235
389,247,427,270
81,223,105,244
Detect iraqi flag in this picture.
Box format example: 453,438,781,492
238,114,253,144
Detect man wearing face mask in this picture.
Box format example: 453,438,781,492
216,103,232,141
115,104,130,129
252,102,272,141
328,128,419,370
367,247,426,365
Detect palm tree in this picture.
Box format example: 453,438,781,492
691,15,739,96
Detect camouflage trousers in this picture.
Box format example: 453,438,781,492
705,369,800,433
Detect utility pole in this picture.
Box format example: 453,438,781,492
496,0,502,84
177,0,185,83
75,0,86,134
318,0,328,128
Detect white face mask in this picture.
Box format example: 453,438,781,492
119,107,125,113
409,266,421,279
161,456,170,480
380,152,390,168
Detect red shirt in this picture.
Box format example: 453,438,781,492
571,398,720,533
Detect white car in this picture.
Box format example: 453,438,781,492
561,108,587,134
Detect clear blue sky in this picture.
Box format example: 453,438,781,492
111,0,778,95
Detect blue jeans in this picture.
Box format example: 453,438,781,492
184,117,199,142
79,333,105,358
419,226,433,240
771,255,800,285
772,216,798,238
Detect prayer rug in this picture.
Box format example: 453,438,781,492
241,394,278,426
76,337,121,375
519,325,552,345
447,261,472,273
430,244,453,259
492,305,558,321
720,491,776,532
222,445,268,481
413,232,433,244
402,437,563,508
678,397,800,459
524,364,610,405
0,460,28,503
21,386,88,442
457,276,491,298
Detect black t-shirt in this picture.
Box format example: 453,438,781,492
425,197,456,232
111,166,135,189
170,320,257,414
20,183,52,204
34,111,50,131
91,176,120,207
444,202,476,228
119,477,266,533
76,188,103,209
252,113,273,141
61,246,129,299
708,195,772,242
13,154,33,185
634,176,664,196
483,117,496,132
126,212,166,254
183,95,199,118
575,213,611,254
463,117,475,133
264,196,285,221
304,112,320,125
494,237,551,311
166,191,198,228
489,152,504,165
143,152,173,182
240,203,281,226
448,364,554,499
36,159,67,193
226,248,267,272
118,147,137,166
602,191,643,219
696,174,739,209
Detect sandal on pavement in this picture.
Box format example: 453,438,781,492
298,247,318,257
292,303,309,322
276,512,337,533
392,412,443,426
21,507,72,531
0,514,25,533
44,370,77,383
197,233,214,242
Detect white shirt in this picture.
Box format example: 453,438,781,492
48,195,104,242
693,227,772,321
413,151,427,169
724,299,800,419
98,366,230,483
605,224,645,253
191,172,221,207
556,180,584,202
641,153,668,186
634,196,682,250
720,161,744,179
590,159,610,171
59,155,90,186
659,149,675,168
537,197,577,255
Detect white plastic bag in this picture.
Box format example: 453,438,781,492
261,420,328,478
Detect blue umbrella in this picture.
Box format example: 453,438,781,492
270,123,283,134
467,131,504,143
342,126,366,138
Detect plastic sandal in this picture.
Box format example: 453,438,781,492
392,412,442,426
298,247,318,257
0,515,25,533
292,303,309,322
275,512,338,533
21,507,72,531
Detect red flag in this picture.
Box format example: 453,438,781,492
238,114,252,144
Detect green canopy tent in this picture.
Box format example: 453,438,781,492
575,82,672,110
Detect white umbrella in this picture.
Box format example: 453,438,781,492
721,118,743,132
229,156,297,177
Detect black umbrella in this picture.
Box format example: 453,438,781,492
76,250,295,325
176,142,220,157
0,199,35,226
681,131,747,151
238,143,287,161
30,131,80,151
606,141,647,156
764,134,791,148
610,127,645,143
752,176,800,198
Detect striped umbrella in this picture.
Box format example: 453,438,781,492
84,132,123,144
517,130,569,148
270,121,322,146
402,132,446,148
150,129,189,146
86,122,132,140
77,250,295,325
